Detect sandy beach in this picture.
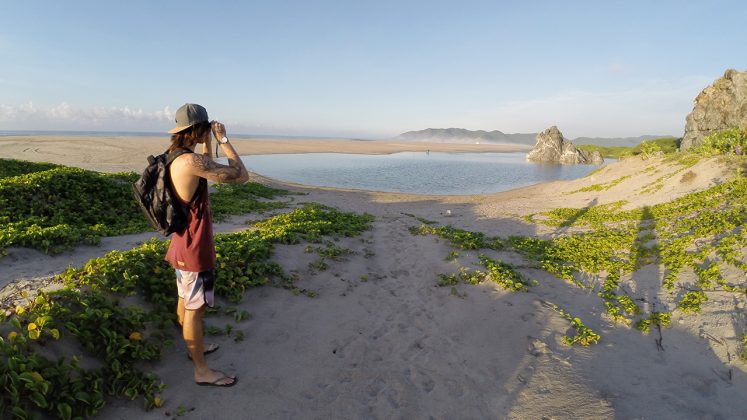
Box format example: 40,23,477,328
0,135,530,174
1,136,745,419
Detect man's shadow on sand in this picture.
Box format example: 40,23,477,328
487,199,747,418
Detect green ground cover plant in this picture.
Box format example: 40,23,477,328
546,303,601,346
0,158,62,178
568,175,631,193
532,173,747,313
435,257,532,292
478,255,533,292
412,164,744,345
637,165,690,195
413,224,604,345
577,137,678,159
0,166,150,255
577,144,632,159
634,311,672,334
409,224,503,250
444,250,460,261
210,182,289,222
690,127,747,157
306,241,356,274
521,175,746,322
1,204,373,418
0,159,289,256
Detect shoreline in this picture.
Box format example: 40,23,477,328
2,135,745,419
0,135,531,173
0,134,563,201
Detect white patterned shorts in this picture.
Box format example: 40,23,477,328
175,269,215,310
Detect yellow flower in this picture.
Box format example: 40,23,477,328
50,329,60,340
154,396,163,407
30,372,44,383
129,331,142,341
8,331,17,341
27,323,38,331
15,305,25,316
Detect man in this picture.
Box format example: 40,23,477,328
164,103,249,387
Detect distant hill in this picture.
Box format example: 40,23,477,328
397,128,675,147
397,128,536,145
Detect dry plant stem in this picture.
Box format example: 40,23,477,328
653,302,665,352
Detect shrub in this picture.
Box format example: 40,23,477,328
638,140,662,160
577,137,678,159
632,137,679,155
692,127,747,156
0,159,62,179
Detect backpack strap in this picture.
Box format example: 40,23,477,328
165,147,191,165
164,148,206,218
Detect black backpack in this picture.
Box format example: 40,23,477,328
132,148,192,236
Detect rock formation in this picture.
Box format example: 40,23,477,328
681,69,747,151
526,126,603,164
587,150,604,164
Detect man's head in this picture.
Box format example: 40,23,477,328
169,104,209,134
169,103,212,151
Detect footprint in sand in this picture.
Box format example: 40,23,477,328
445,378,465,397
366,378,386,397
398,336,430,362
421,376,435,393
264,329,290,345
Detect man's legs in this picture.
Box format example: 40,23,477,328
183,305,236,385
176,297,217,354
175,270,235,386
176,297,185,327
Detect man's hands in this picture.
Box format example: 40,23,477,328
211,121,227,141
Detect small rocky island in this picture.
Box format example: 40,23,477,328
526,126,604,164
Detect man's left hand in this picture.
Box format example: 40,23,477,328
212,121,227,141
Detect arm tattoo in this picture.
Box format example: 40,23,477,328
193,155,219,171
191,155,240,181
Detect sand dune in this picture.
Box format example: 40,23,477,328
1,136,745,419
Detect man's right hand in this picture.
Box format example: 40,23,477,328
211,121,227,141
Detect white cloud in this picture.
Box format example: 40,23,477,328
0,75,716,138
451,76,711,138
0,102,175,131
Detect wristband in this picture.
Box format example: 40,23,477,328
218,136,229,144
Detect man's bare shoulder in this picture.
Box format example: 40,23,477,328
180,153,218,172
175,152,243,183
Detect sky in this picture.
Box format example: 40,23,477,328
0,1,745,139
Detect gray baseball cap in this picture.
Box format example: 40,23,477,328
168,103,209,134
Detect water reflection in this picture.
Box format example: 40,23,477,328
239,152,608,195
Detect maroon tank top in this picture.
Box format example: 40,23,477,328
164,178,216,272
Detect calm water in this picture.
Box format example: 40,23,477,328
238,152,607,195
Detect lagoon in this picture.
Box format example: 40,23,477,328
238,152,607,195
